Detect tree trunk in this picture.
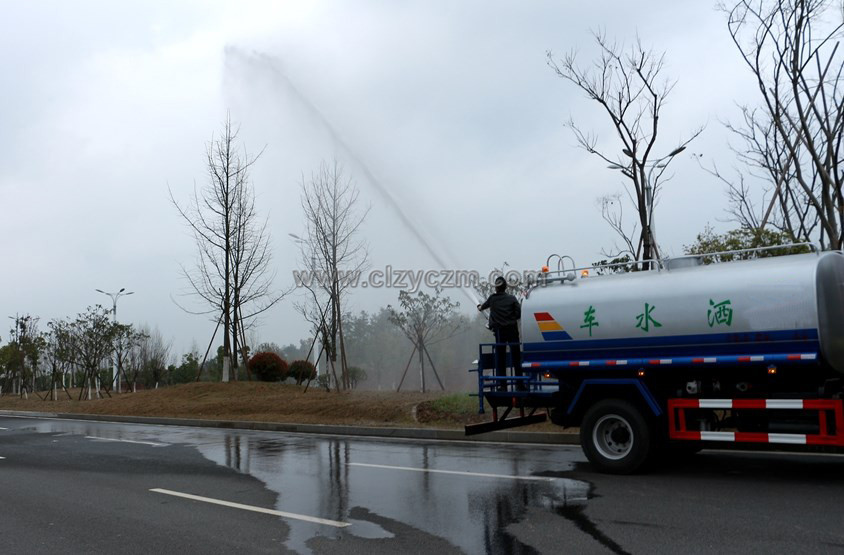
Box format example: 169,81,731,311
418,340,426,393
329,356,340,393
338,312,350,390
231,301,239,382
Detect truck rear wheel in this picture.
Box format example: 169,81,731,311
581,399,652,474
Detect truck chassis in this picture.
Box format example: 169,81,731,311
466,342,844,473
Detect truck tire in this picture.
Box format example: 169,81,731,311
581,399,653,474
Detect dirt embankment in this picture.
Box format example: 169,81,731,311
0,382,561,430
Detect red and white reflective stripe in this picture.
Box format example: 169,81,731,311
700,431,734,442
526,353,815,369
668,398,844,446
769,433,809,444
698,400,733,409
766,399,805,409
697,431,808,444
681,399,816,410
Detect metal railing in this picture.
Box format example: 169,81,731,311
678,242,816,261
538,242,817,284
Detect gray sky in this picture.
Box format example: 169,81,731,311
0,1,760,356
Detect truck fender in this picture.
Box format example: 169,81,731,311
566,379,662,418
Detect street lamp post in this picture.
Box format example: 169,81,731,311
96,287,134,392
607,146,687,267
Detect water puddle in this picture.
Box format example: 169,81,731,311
344,517,395,539
8,418,597,554
537,477,590,511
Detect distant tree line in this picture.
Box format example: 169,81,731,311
0,307,204,400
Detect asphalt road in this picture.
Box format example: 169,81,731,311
1,415,843,554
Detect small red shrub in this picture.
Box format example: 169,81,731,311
247,352,289,382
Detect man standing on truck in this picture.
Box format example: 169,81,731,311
478,276,523,390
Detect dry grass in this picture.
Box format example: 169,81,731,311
0,382,562,431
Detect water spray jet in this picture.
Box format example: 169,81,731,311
224,47,480,306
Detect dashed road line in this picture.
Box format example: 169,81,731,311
149,488,349,528
85,436,168,447
347,462,556,482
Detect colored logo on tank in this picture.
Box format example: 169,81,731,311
534,312,572,341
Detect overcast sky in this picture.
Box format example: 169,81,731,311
0,1,761,356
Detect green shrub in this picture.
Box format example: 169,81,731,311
289,359,317,385
348,366,368,389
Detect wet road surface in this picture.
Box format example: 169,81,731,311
1,415,843,553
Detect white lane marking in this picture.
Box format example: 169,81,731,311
0,427,9,430
150,488,349,528
0,456,5,459
85,436,168,447
348,462,556,482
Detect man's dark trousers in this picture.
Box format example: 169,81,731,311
493,325,522,388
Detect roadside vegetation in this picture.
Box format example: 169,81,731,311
0,382,560,431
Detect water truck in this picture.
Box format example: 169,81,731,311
466,245,844,473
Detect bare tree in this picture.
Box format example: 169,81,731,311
114,325,151,392
43,322,73,400
719,0,844,248
295,296,339,390
230,170,280,380
55,307,123,401
594,193,638,260
171,115,282,382
295,160,369,391
388,289,460,393
141,327,172,388
1,314,43,398
119,326,171,391
548,33,703,265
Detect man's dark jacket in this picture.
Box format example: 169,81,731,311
480,292,521,329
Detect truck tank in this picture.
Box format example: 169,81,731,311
521,251,844,372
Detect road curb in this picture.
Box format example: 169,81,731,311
0,410,580,446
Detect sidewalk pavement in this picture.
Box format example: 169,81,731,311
0,409,580,446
